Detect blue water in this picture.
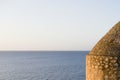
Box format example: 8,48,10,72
0,51,88,80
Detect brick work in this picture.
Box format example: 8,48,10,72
86,21,120,80
86,55,120,80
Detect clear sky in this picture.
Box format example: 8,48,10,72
0,0,120,51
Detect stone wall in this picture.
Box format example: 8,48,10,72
86,54,120,80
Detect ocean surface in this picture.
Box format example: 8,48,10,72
0,51,89,80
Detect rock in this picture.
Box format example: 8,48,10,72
86,21,120,80
90,21,120,56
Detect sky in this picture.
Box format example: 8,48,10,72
0,0,120,51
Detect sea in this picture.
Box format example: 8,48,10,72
0,51,89,80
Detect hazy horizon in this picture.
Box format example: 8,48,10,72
0,0,120,50
0,50,90,51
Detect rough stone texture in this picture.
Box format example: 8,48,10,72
86,55,120,80
86,21,120,80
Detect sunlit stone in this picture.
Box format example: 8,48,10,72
86,21,120,80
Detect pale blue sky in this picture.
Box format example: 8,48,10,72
0,0,120,50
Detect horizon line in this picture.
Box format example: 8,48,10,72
0,50,90,52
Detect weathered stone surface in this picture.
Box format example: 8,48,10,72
86,21,120,80
90,21,120,56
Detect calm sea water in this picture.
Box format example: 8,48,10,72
0,51,88,80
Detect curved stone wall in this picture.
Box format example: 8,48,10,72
86,54,120,80
86,22,120,80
